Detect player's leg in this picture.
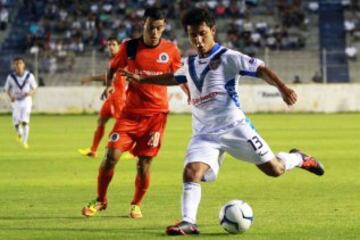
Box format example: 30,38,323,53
166,135,222,235
20,103,31,148
90,116,109,153
129,113,167,218
82,147,122,217
277,149,324,175
79,101,111,157
166,162,209,236
21,122,29,148
12,103,23,142
257,150,324,176
98,147,122,202
129,156,152,218
224,119,324,176
14,123,23,142
82,118,135,217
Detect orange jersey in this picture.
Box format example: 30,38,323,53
110,38,182,116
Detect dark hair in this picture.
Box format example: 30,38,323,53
107,36,120,43
144,7,167,21
13,56,25,62
181,8,215,32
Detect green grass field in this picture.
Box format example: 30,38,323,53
0,113,359,240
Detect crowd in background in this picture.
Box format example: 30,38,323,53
17,0,360,80
23,0,311,69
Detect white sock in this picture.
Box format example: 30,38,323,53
182,182,201,224
276,152,303,170
16,125,24,138
23,125,29,144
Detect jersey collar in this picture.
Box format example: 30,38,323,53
199,43,221,59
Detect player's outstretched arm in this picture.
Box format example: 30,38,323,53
80,74,106,85
118,68,179,86
256,65,297,106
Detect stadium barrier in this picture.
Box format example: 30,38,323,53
1,84,359,113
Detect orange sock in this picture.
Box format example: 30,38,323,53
131,174,150,205
90,125,105,153
97,167,114,203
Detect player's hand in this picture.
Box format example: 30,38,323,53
117,68,142,82
280,85,297,106
10,95,16,102
101,86,114,100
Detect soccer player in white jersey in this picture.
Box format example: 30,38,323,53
4,57,37,149
119,8,325,235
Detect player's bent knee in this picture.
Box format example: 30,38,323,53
183,163,207,182
137,157,153,176
102,148,121,170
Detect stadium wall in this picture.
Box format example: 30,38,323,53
0,84,359,113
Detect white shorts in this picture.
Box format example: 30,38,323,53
185,119,275,182
12,98,32,125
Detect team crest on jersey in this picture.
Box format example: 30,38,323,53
109,133,120,142
156,52,169,63
209,59,221,70
249,58,257,65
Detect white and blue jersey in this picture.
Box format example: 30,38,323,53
174,43,264,134
175,43,275,182
4,70,37,101
4,70,37,124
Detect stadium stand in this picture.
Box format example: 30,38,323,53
2,0,360,86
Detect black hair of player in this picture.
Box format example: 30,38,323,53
181,8,216,32
13,56,25,62
107,36,120,44
144,7,167,21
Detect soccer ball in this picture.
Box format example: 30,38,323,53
219,200,254,234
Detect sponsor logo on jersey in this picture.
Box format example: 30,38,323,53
191,91,226,106
134,69,164,76
156,52,169,63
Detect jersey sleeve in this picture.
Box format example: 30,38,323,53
29,73,38,90
110,42,128,71
3,75,11,91
229,51,264,78
174,61,187,84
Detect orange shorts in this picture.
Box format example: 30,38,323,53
99,95,124,119
107,112,168,157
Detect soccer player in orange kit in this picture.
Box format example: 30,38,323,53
82,7,187,219
78,37,126,158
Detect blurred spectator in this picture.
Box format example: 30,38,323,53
0,6,8,31
345,45,358,61
312,71,322,83
292,75,302,84
308,1,319,12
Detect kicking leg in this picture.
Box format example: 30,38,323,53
258,150,324,176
